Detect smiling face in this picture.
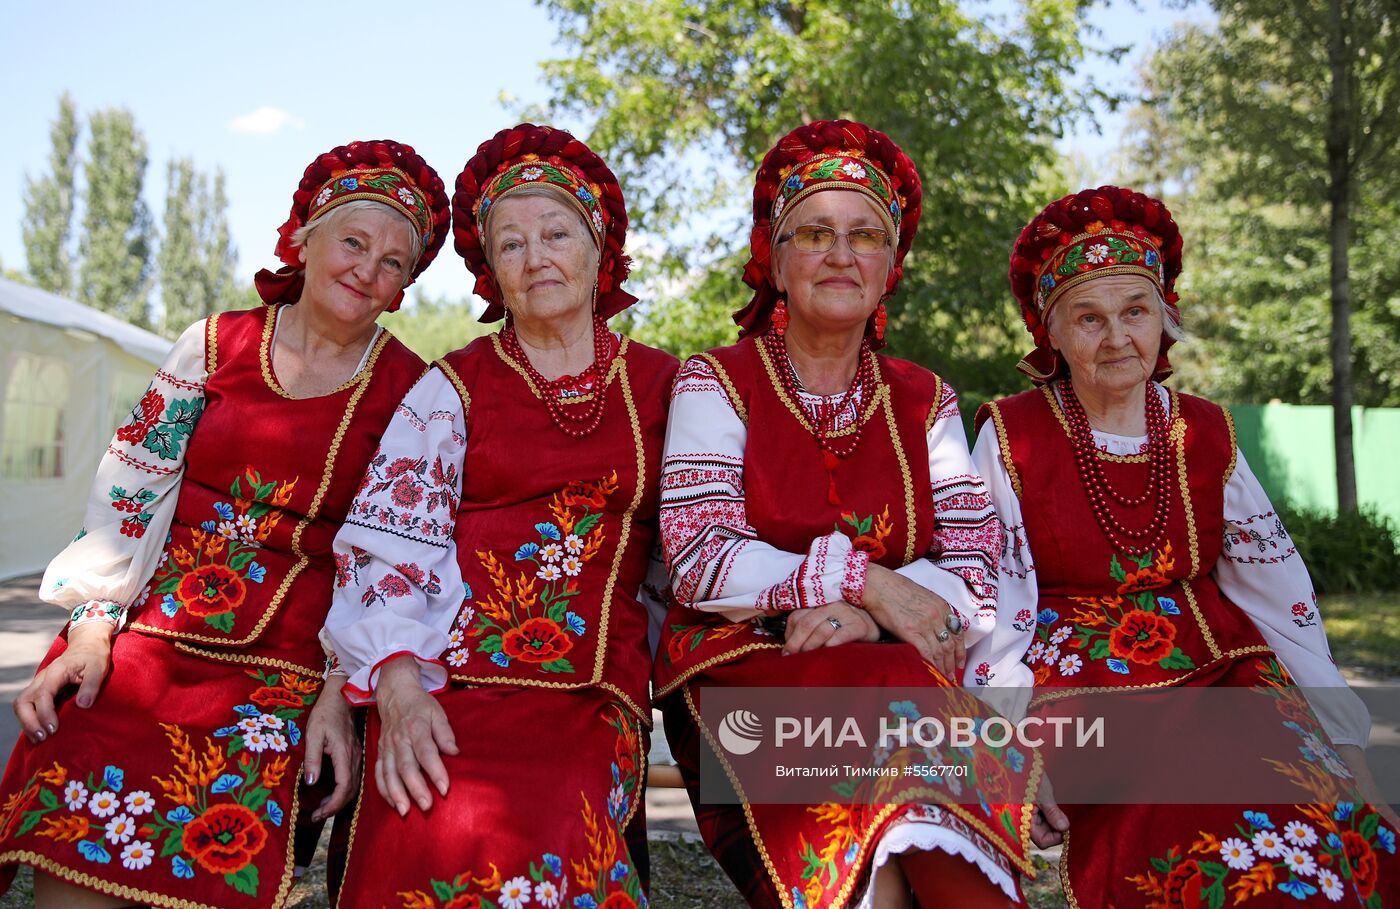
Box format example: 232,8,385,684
297,205,414,327
772,190,893,336
486,193,600,328
1046,273,1164,395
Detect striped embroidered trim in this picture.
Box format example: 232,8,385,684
171,642,324,679
756,337,884,437
880,386,919,565
131,332,390,647
923,374,945,434
433,359,474,422
204,313,219,376
697,353,748,424
985,401,1023,500
1222,404,1239,486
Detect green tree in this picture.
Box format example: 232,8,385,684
21,93,80,296
1129,0,1400,512
202,170,238,316
159,158,208,334
78,108,154,328
532,0,1102,395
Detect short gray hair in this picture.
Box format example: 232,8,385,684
289,199,423,286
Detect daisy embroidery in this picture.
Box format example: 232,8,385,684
88,791,119,818
63,781,88,811
1219,837,1254,870
104,813,136,844
1252,829,1286,858
1282,847,1316,877
121,840,154,870
499,875,532,909
1049,626,1072,645
123,790,154,816
1283,820,1318,847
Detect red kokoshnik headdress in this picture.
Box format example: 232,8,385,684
452,123,636,323
735,119,923,347
254,139,451,311
1008,185,1184,384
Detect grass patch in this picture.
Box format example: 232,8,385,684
1321,593,1400,676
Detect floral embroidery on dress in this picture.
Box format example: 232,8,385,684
0,670,317,897
836,507,893,560
149,467,296,633
469,474,617,674
115,386,204,462
398,705,646,909
663,619,752,667
1026,542,1195,681
1127,805,1395,907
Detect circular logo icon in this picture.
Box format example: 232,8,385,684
717,709,764,756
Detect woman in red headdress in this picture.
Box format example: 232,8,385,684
652,120,1062,908
0,140,450,907
318,124,677,907
974,185,1400,906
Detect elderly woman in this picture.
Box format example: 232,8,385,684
0,140,448,907
653,120,1059,909
974,185,1398,906
318,123,677,906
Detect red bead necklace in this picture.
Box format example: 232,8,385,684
1060,379,1172,556
763,329,876,505
503,314,616,438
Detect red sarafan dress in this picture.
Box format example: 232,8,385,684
0,305,422,908
653,337,1041,909
321,332,677,908
975,384,1400,908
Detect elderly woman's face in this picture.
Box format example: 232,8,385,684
297,206,414,324
1047,274,1163,393
773,190,892,334
487,194,600,326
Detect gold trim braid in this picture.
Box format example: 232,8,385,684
698,353,748,424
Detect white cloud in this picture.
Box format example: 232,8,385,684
229,107,304,135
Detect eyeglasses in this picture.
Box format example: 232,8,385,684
776,225,892,256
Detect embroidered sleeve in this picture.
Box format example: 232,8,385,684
1216,448,1370,746
660,356,864,620
40,320,210,631
320,368,466,705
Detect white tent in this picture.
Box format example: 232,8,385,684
0,276,170,581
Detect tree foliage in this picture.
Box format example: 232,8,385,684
21,93,79,297
384,293,496,363
1125,0,1400,407
78,108,154,328
159,160,239,336
534,0,1104,395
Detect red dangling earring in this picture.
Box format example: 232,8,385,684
772,299,789,336
874,301,887,344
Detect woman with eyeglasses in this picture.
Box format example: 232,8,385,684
652,120,1064,908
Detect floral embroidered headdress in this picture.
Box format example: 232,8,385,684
452,123,636,322
1008,185,1184,384
255,139,450,311
735,119,923,347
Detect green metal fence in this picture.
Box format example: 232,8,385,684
1228,404,1400,524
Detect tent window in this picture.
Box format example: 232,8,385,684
2,353,69,480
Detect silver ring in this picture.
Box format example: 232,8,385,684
827,617,843,630
945,612,964,635
936,629,951,642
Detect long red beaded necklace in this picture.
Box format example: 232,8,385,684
1060,379,1172,556
763,328,876,505
502,312,616,438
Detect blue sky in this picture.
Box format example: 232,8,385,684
0,1,1208,308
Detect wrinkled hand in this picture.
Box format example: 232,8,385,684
1030,777,1069,848
14,623,113,742
1337,744,1400,831
303,675,361,822
861,565,966,681
781,603,880,655
374,656,458,816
